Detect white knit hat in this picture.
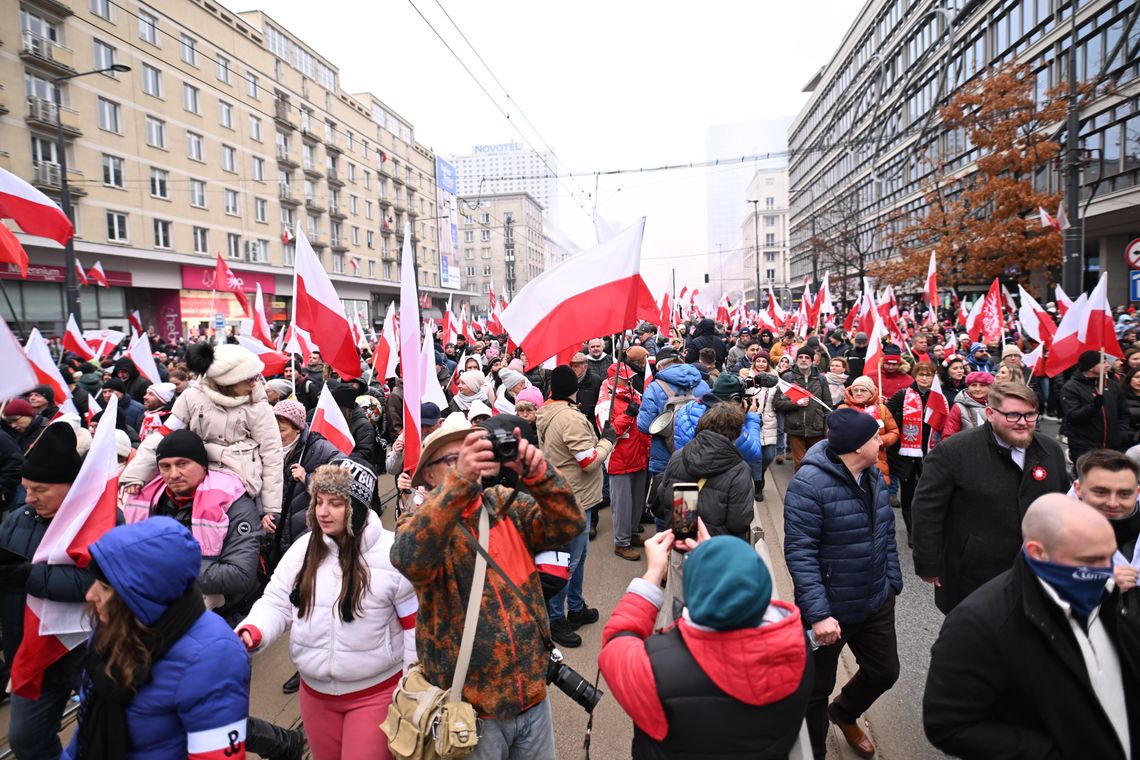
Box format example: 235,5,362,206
208,344,264,386
466,400,493,421
149,382,176,404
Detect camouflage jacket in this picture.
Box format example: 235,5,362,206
390,462,584,719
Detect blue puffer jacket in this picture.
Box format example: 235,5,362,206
637,364,710,473
63,518,250,760
672,398,763,463
782,441,902,626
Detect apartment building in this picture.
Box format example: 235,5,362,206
452,143,558,218
741,167,791,309
455,192,545,310
2,0,469,340
788,0,1139,303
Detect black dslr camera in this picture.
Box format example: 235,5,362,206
485,428,519,463
546,648,604,712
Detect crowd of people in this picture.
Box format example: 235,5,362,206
0,303,1136,759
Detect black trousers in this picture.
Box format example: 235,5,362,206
805,592,900,760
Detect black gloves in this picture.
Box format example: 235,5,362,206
600,425,618,445
624,402,641,418
0,563,32,589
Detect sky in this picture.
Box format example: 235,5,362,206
248,0,861,297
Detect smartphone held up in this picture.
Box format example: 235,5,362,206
671,483,700,541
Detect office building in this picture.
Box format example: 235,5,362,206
452,142,558,218
742,167,792,309
455,192,544,310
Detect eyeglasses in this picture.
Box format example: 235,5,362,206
992,409,1039,424
425,453,459,468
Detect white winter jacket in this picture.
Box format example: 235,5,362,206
753,380,780,446
237,511,418,695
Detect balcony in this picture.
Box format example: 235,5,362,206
380,223,393,237
31,161,61,190
378,194,392,208
381,248,396,261
392,172,404,187
20,32,76,77
326,167,344,188
328,203,346,220
25,97,83,137
278,184,300,205
330,237,348,252
325,139,341,155
275,145,298,168
274,99,295,130
307,233,325,248
304,194,325,213
302,160,323,179
377,163,391,179
394,198,407,214
25,0,73,15
407,207,419,219
300,123,318,142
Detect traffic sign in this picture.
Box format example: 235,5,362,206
214,313,225,330
1127,238,1140,270
1130,270,1140,303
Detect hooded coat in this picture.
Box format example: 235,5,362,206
656,430,755,540
943,388,988,439
637,364,710,473
672,399,763,463
62,518,250,760
113,358,152,403
683,319,727,368
536,400,613,510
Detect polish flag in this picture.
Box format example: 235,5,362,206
863,312,885,379
235,336,288,379
658,291,672,333
293,228,360,379
0,319,38,403
925,251,938,309
398,223,423,474
776,378,813,405
372,301,399,380
1039,206,1062,232
1045,293,1089,376
251,283,275,350
11,395,119,699
766,285,787,328
499,218,659,369
979,279,1004,345
842,300,860,332
84,394,101,428
24,329,73,411
964,296,986,342
63,315,97,361
88,261,109,288
74,259,88,287
83,328,126,358
282,324,313,364
281,226,295,245
817,271,834,316
956,299,969,328
128,310,144,340
213,254,250,315
1021,342,1046,377
1055,285,1074,318
125,333,162,384
1017,285,1057,346
349,312,365,350
311,384,354,455
0,167,74,245
0,223,29,277
420,333,449,410
1081,272,1124,359
924,373,950,431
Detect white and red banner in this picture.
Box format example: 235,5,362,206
24,329,73,412
924,374,950,431
11,395,119,699
1055,285,1074,318
979,278,1004,345
250,283,275,350
128,310,144,340
924,251,938,309
126,333,162,384
1045,293,1089,376
1017,285,1057,346
74,259,89,287
372,301,399,381
213,254,250,314
63,315,97,361
0,224,29,277
398,223,423,474
235,336,288,378
1082,272,1124,360
0,319,38,403
88,261,109,288
83,328,126,359
420,333,449,410
0,167,74,246
311,384,354,455
293,228,360,379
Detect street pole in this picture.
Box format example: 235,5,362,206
52,64,131,327
749,199,760,310
1061,9,1083,296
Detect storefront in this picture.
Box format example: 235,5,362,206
0,261,132,336
168,264,287,338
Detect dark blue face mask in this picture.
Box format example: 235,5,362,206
1023,548,1113,617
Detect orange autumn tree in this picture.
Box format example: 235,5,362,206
875,61,1066,292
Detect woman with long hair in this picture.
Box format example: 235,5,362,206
64,517,250,759
940,356,969,398
237,460,416,760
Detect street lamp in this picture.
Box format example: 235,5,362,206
53,64,131,325
748,199,760,310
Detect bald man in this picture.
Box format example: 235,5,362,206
923,495,1139,760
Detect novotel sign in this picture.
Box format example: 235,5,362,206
472,143,523,154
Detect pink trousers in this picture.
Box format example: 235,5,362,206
299,673,400,760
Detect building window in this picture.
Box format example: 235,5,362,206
249,115,262,142
183,84,200,114
363,171,371,190
481,230,490,242
186,132,204,161
180,34,198,66
367,231,374,249
765,251,777,262
332,253,345,273
351,226,360,245
466,266,476,277
246,72,259,99
224,189,239,216
102,155,124,188
219,100,233,129
347,163,356,183
153,219,172,248
93,40,117,72
482,265,492,276
250,240,268,263
222,145,237,173
138,9,158,45
106,211,128,242
254,197,267,223
90,0,111,20
150,168,169,199
141,63,162,97
252,157,265,182
190,179,206,208
764,215,777,227
765,197,776,209
216,55,231,83
464,230,474,242
765,233,776,246
479,212,490,224
481,247,491,259
464,248,473,259
193,226,208,254
143,116,165,149
227,233,240,259
766,268,776,281
368,260,376,278
97,97,120,132
365,200,373,219
464,215,473,225
283,244,295,266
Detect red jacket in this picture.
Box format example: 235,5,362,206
599,582,808,742
605,389,650,475
875,369,914,400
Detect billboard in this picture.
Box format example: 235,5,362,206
436,156,461,290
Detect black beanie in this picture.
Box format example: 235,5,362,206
332,384,359,409
826,408,880,455
1077,350,1102,372
102,378,127,395
22,423,82,483
550,365,579,401
155,429,210,469
31,384,55,404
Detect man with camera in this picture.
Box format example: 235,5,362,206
391,417,586,759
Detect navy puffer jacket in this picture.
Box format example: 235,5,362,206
782,440,902,625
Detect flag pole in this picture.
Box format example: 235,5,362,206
1099,347,1106,394
289,250,299,401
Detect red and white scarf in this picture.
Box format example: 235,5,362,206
898,388,924,457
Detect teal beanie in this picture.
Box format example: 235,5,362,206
683,536,773,630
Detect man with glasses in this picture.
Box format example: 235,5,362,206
912,382,1069,613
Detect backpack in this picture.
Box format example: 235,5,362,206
648,379,696,454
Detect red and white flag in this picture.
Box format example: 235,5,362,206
1055,285,1074,318
924,374,950,431
74,259,88,287
126,333,162,384
776,378,814,406
281,226,295,245
88,261,109,288
0,319,38,403
1045,293,1089,376
282,324,314,364
964,296,986,342
0,222,29,277
236,336,288,378
1039,207,1062,232
420,333,449,410
0,167,73,246
863,312,885,379
500,218,659,368
817,271,834,316
1017,285,1057,346
24,329,73,412
1081,272,1124,359
372,301,399,381
924,251,938,309
399,223,423,473
128,310,144,340
767,285,787,328
311,384,354,455
63,315,97,361
213,254,250,314
293,229,360,379
1022,342,1046,376
250,283,275,350
83,328,126,359
979,278,1004,345
11,395,119,699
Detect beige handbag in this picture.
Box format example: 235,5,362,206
382,509,487,759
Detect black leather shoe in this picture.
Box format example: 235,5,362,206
282,671,300,694
567,606,600,629
550,618,582,648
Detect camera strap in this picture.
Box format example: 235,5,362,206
452,506,489,698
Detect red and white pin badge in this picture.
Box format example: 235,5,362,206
1031,466,1047,481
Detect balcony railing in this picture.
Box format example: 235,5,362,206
26,97,82,135
20,31,76,74
32,161,61,189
